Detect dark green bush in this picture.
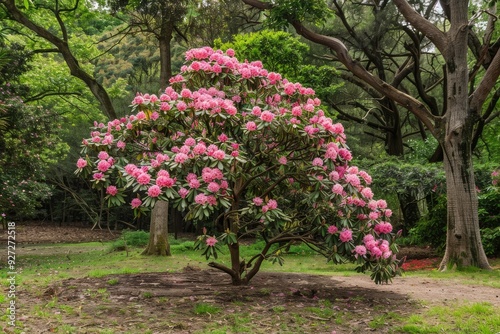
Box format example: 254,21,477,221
109,230,150,251
481,227,500,257
408,194,447,253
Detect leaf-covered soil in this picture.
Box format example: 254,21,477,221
4,223,500,333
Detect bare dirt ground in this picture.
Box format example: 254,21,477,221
4,223,500,334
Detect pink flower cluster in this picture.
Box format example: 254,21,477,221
363,234,392,259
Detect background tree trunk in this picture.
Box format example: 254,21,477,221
437,1,490,269
439,139,491,269
142,200,171,256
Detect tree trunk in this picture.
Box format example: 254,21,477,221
142,200,171,256
438,2,490,270
158,21,173,87
439,139,491,270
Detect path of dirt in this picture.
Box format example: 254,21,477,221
4,223,500,333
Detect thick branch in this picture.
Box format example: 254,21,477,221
392,0,448,53
242,0,437,134
0,0,117,119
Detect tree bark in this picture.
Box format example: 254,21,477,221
438,1,490,270
142,200,171,256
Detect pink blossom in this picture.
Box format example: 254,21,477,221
131,198,142,209
332,184,344,195
367,200,378,211
374,222,393,234
206,236,218,247
359,171,372,184
329,171,340,181
136,111,146,120
370,247,383,258
160,102,171,111
193,143,207,155
117,140,126,150
189,179,201,189
345,174,361,187
93,173,104,181
195,193,208,205
97,160,111,172
327,225,338,235
339,229,353,243
148,185,162,197
253,197,263,206
207,195,217,206
174,153,189,164
177,101,187,111
246,121,257,131
291,106,302,116
363,234,375,244
137,173,151,185
384,209,393,217
266,199,278,210
218,133,228,142
377,199,388,209
212,150,225,160
338,148,352,161
150,112,159,120
368,211,379,220
252,106,262,116
178,188,189,198
106,185,118,196
184,137,196,146
278,156,287,165
98,151,109,160
157,176,175,188
181,88,192,98
261,206,269,213
207,182,220,193
312,158,323,166
361,187,374,199
260,111,275,122
353,245,367,256
76,158,87,169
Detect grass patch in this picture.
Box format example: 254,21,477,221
109,230,150,251
399,302,500,333
193,302,220,315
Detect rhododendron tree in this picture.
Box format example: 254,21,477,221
76,47,400,285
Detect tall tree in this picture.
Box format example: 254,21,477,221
108,0,189,87
243,0,499,270
0,0,117,119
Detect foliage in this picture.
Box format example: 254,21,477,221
481,227,500,257
214,30,309,77
368,160,445,198
265,0,333,28
75,47,400,284
109,230,150,251
408,195,447,252
0,84,68,218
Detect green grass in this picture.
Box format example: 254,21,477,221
399,302,500,333
193,302,221,315
3,237,500,334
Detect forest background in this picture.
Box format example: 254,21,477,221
1,0,499,261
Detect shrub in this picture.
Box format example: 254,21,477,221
110,230,149,251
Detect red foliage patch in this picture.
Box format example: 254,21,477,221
401,258,440,271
